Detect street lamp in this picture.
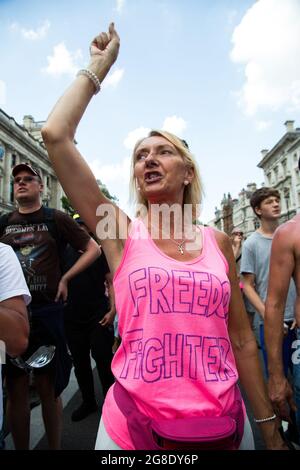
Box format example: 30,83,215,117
283,187,290,221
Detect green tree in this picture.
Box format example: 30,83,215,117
97,179,118,202
61,195,76,216
61,180,118,215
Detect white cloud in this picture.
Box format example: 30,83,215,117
115,0,125,14
123,127,151,150
230,0,300,116
43,43,82,77
90,156,131,185
10,20,50,40
0,80,6,106
122,117,187,152
102,68,124,89
255,120,272,132
227,10,238,27
89,156,133,216
162,115,187,136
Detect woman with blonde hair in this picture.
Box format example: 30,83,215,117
42,23,287,450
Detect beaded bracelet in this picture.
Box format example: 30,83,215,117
77,69,101,94
254,413,277,423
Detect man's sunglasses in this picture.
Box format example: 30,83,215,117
13,175,39,184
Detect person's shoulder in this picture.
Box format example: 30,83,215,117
51,208,69,219
0,242,13,253
208,228,231,252
243,232,258,247
0,242,16,263
53,209,78,226
273,217,299,246
275,216,299,236
209,227,229,243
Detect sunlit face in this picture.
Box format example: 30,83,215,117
255,196,281,220
133,136,193,203
13,170,43,203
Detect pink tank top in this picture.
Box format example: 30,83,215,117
102,219,240,449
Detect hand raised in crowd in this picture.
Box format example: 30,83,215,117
89,23,120,76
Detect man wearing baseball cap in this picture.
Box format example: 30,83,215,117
0,162,101,449
12,163,42,180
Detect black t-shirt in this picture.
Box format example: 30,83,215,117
64,244,110,324
0,207,90,305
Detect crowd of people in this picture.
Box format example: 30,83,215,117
0,22,299,451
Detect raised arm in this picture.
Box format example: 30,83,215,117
264,223,297,421
42,24,129,272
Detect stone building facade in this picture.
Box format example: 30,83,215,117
258,120,300,223
0,109,63,213
210,120,300,235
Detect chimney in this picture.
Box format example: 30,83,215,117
284,120,295,133
23,115,34,130
261,149,269,158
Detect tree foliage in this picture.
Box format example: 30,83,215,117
61,180,118,215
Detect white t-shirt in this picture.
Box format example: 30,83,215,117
0,242,31,430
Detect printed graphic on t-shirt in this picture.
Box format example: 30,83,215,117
1,222,60,303
117,265,235,384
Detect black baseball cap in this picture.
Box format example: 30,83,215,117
12,163,42,181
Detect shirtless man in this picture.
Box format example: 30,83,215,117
264,212,300,439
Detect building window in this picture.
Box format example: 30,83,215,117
46,176,51,188
282,159,287,176
11,154,17,168
0,145,4,161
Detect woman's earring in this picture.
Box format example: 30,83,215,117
184,180,189,186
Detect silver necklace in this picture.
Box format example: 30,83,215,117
147,221,196,255
169,238,187,255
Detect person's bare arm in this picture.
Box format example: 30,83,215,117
215,231,286,449
242,272,265,318
56,238,101,301
264,223,297,420
0,296,29,357
100,272,116,327
42,24,129,273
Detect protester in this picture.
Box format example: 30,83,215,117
264,210,300,443
230,228,244,270
64,215,115,421
230,227,244,286
0,243,30,449
0,163,100,449
241,187,297,376
42,23,287,450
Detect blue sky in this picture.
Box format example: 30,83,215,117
0,0,300,222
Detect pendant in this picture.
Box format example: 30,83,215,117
178,245,184,255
